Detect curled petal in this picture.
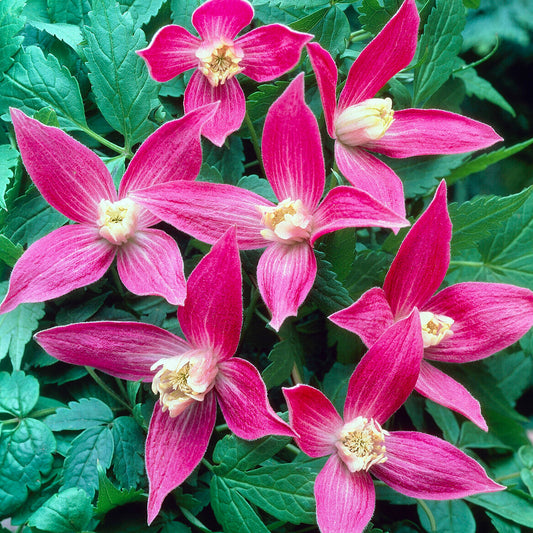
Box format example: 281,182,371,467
192,0,253,40
372,431,505,499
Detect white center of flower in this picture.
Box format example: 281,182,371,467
258,199,313,244
336,416,388,473
197,39,244,87
419,311,454,348
97,198,140,245
335,98,394,147
151,350,218,417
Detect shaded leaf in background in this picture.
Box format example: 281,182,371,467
112,416,146,489
467,489,533,528
0,235,23,267
358,0,403,36
0,141,19,210
96,465,145,515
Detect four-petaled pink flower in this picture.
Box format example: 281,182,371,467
307,0,502,217
0,105,219,314
34,227,293,523
137,0,312,146
128,74,409,331
284,311,504,533
330,180,533,430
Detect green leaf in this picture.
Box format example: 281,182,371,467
197,163,223,184
320,228,357,283
0,144,19,210
413,0,465,105
0,283,46,370
467,489,533,528
321,362,351,415
28,487,93,533
289,7,329,33
0,234,23,266
27,20,85,52
518,445,533,469
312,6,349,57
487,512,521,533
0,418,56,516
47,0,91,25
84,0,160,148
262,329,302,388
520,468,533,496
0,46,87,130
96,464,145,515
0,371,39,417
246,81,290,136
343,248,392,300
425,399,460,444
0,0,26,77
44,397,114,431
120,0,166,30
170,0,202,33
111,416,146,489
417,499,475,533
358,0,402,36
204,132,245,185
237,175,276,203
458,422,510,451
33,106,61,127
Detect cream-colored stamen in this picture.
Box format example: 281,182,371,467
197,40,243,87
97,198,139,245
258,198,312,244
420,311,454,348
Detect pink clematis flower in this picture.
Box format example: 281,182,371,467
137,0,312,146
0,104,218,314
129,74,409,331
330,180,533,430
284,311,504,533
306,0,502,216
34,227,293,523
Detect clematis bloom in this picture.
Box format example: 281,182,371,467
34,228,293,523
330,180,533,430
137,0,312,146
130,74,409,331
0,104,218,314
306,0,502,216
284,311,504,533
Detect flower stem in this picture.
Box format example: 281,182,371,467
85,366,131,411
495,471,520,482
1,407,58,425
201,458,213,471
349,29,372,43
417,499,437,532
291,363,303,385
79,125,131,158
243,286,260,335
244,111,264,175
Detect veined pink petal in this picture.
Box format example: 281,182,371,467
262,73,325,209
117,229,186,306
178,228,242,360
257,242,317,331
366,109,503,158
416,361,487,431
383,180,450,319
283,384,343,457
329,288,394,348
216,358,293,439
119,103,219,196
424,282,533,363
130,181,271,249
236,24,311,82
184,71,245,146
344,310,423,424
11,108,116,223
0,225,115,314
338,0,419,111
334,142,406,219
137,25,201,82
146,396,217,523
34,321,190,381
191,0,253,40
311,186,409,245
372,431,504,499
306,42,338,139
315,454,375,533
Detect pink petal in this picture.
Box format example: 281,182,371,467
383,180,450,319
216,358,293,439
306,42,338,139
315,454,375,533
424,282,533,363
236,24,311,82
367,109,503,158
11,108,116,224
262,73,325,209
329,288,394,348
334,142,406,219
337,0,419,111
119,102,219,196
117,228,186,306
415,361,487,431
344,310,423,424
137,25,201,82
184,71,245,146
146,396,217,523
283,384,343,457
0,225,115,314
372,431,505,499
34,321,190,381
257,242,317,331
191,0,253,40
311,185,409,245
130,181,271,249
178,228,242,360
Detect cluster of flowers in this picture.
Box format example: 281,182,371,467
2,0,533,531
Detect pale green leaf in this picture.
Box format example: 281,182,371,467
425,400,460,444
111,416,146,489
0,0,26,77
312,6,349,57
467,489,533,527
45,397,114,431
0,371,39,417
170,0,202,33
47,0,91,25
0,144,19,210
120,0,166,30
96,464,145,515
27,20,84,51
417,499,475,533
0,234,23,267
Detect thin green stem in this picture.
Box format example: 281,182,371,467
242,286,260,334
244,112,264,175
452,37,499,74
215,423,229,432
286,443,300,455
79,125,130,157
349,29,372,43
291,363,303,385
1,407,58,425
244,160,259,169
85,367,131,411
267,521,287,531
448,260,484,268
417,499,437,532
495,471,520,482
114,377,129,404
201,458,214,472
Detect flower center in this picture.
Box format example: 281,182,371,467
420,311,454,348
258,199,313,244
151,350,218,417
197,39,243,87
336,416,388,473
335,98,394,147
97,198,139,245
